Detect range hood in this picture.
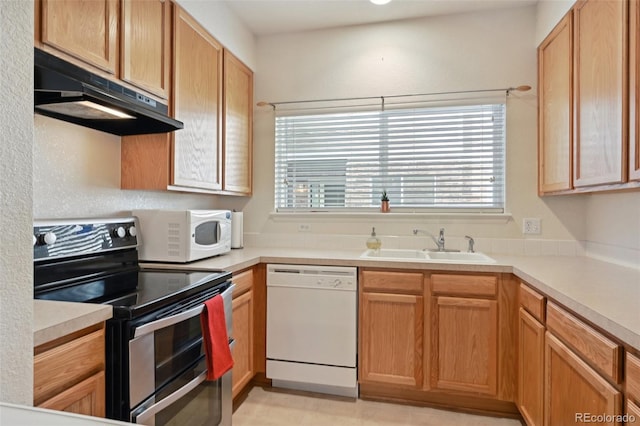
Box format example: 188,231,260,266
34,48,183,136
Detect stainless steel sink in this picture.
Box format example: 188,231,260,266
360,249,495,263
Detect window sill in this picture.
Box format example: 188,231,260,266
269,211,513,224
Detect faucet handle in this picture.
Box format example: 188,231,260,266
465,235,475,253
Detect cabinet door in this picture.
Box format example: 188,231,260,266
544,332,621,425
630,0,640,181
430,296,497,396
573,0,627,187
38,371,105,417
39,0,118,74
231,289,254,398
538,11,573,194
172,6,223,191
223,50,253,195
121,0,170,99
518,308,545,426
359,292,423,388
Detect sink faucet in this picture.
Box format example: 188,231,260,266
465,235,475,253
413,228,446,251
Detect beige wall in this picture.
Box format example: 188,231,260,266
535,0,573,45
176,0,256,70
1,0,34,405
245,5,588,248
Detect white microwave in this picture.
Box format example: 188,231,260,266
133,209,232,262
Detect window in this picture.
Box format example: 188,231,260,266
274,101,505,213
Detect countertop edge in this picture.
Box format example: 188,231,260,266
33,300,112,347
190,248,640,351
36,248,640,352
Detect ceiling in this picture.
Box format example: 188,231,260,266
222,0,538,36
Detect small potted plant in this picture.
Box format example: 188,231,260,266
380,190,390,213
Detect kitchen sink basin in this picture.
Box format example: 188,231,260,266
360,249,429,260
360,249,495,263
424,251,496,263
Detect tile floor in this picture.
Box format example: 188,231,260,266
233,387,523,425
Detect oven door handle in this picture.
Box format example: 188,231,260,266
133,303,204,338
133,370,207,424
132,283,234,338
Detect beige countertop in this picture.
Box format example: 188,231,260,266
33,300,112,347
0,402,131,425
157,247,640,350
35,247,640,351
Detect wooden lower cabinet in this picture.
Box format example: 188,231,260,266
358,269,518,417
430,295,498,396
359,291,424,388
628,399,640,421
232,288,254,398
544,332,622,425
231,268,256,399
38,371,105,416
34,324,106,417
518,308,545,426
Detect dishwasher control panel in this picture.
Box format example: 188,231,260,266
266,264,357,291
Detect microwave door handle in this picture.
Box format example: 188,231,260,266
133,304,204,339
218,222,222,243
133,370,207,425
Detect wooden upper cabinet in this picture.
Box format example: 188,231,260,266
172,5,223,191
38,0,119,75
573,0,628,187
630,0,640,181
223,50,254,195
120,0,170,99
538,11,573,194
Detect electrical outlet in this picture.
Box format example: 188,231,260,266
523,218,541,234
298,224,311,232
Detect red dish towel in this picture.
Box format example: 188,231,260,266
200,295,233,381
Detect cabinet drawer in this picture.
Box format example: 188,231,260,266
361,270,423,294
626,352,640,404
519,283,546,323
34,328,105,405
546,302,621,383
233,268,254,298
431,274,497,297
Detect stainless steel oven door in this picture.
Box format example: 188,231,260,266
131,344,233,426
128,284,234,411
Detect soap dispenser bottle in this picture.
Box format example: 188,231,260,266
366,227,382,251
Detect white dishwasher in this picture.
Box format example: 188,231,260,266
266,264,358,397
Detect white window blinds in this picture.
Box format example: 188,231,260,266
274,101,505,212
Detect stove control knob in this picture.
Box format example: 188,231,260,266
113,226,126,239
37,232,57,246
33,235,37,246
127,226,137,237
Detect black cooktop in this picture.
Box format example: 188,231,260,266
33,217,232,319
35,266,230,320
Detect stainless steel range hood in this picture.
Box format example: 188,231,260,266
34,48,183,136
